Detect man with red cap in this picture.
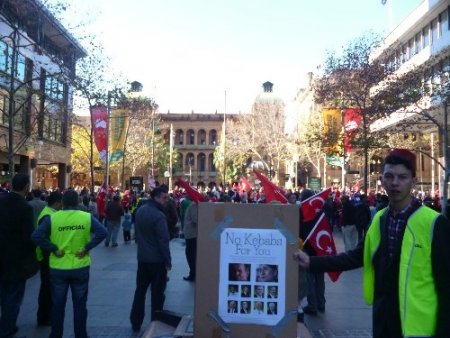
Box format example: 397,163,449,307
294,149,450,338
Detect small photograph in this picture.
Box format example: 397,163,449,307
255,264,278,282
253,301,264,314
267,302,277,315
240,301,251,314
228,300,238,314
228,263,251,281
240,284,251,298
267,285,278,299
254,285,265,298
228,284,239,296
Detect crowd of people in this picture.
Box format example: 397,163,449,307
1,147,449,338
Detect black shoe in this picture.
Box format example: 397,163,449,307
132,325,140,333
183,275,195,281
105,243,109,247
297,312,304,322
303,305,318,315
112,243,118,247
318,306,325,313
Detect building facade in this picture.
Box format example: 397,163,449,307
159,112,225,186
370,0,450,195
0,0,86,189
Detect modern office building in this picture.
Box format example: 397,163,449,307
0,0,86,189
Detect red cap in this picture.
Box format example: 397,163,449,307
387,149,416,176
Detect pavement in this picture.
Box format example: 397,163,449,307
13,227,372,338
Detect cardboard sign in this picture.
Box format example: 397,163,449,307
194,203,299,338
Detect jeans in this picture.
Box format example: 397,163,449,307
0,280,26,338
37,255,52,324
50,267,90,338
105,220,120,246
130,262,167,329
342,224,358,251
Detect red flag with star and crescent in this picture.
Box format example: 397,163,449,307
253,170,288,204
305,213,341,282
177,177,208,203
300,188,332,222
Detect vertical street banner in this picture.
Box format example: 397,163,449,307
109,108,129,162
90,105,108,163
344,108,362,153
218,228,286,325
322,108,342,153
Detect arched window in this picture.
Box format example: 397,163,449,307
185,153,195,168
209,153,216,172
198,129,206,145
176,129,184,145
209,129,217,145
198,153,206,172
187,129,195,145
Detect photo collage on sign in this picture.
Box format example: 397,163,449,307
226,263,279,315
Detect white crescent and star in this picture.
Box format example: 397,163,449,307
315,230,333,254
308,196,325,213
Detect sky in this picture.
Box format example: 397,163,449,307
59,0,422,116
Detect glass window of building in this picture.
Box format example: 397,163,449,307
198,153,206,172
198,129,206,145
423,25,430,47
209,129,217,145
188,129,195,145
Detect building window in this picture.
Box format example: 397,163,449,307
45,75,65,101
176,129,184,145
185,153,194,168
0,41,26,82
41,72,67,143
209,129,217,145
188,129,195,145
423,25,430,48
198,129,206,145
198,153,206,172
209,153,216,172
415,32,422,54
431,18,439,45
0,94,8,125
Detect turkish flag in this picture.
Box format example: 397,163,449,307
96,182,108,218
253,170,288,204
239,176,251,193
300,188,332,222
90,105,108,163
305,213,341,282
177,178,207,203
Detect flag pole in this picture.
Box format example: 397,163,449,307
223,90,227,187
105,91,111,191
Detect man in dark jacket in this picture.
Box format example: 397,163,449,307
294,149,450,338
105,195,124,247
129,186,171,333
0,173,39,337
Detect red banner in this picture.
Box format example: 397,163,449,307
344,108,362,153
253,170,287,204
300,188,332,222
90,105,108,162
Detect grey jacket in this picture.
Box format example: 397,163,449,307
135,200,171,268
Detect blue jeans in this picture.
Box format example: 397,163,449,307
0,280,25,338
130,262,167,329
50,267,89,338
105,220,120,246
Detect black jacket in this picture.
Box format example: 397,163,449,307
0,192,39,281
309,207,450,338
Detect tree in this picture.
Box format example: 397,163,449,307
314,32,388,192
70,122,101,181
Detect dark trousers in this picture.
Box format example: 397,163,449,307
123,230,131,242
185,238,197,278
306,271,325,311
37,255,52,324
0,280,26,338
50,267,90,338
130,261,167,328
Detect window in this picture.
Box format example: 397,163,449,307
198,153,206,172
209,129,217,145
209,153,216,172
415,32,422,54
188,129,195,145
45,75,65,101
0,94,8,125
0,41,26,82
176,129,184,145
0,41,8,72
423,25,430,48
185,153,194,168
198,129,206,145
408,38,415,58
431,18,439,45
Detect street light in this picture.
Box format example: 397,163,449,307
340,101,346,195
